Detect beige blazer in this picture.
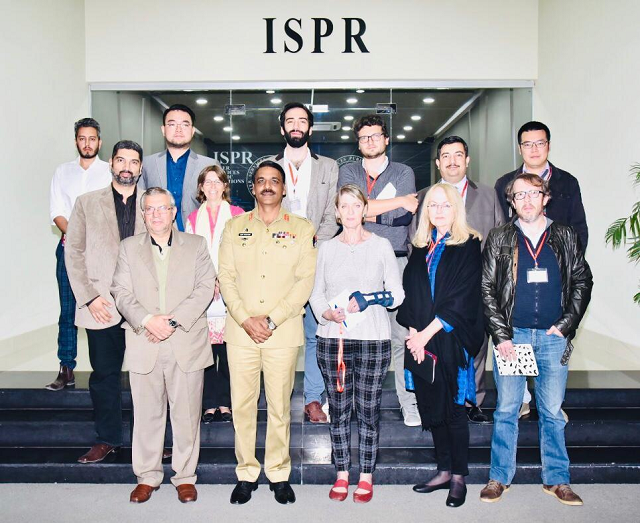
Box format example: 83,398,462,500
272,150,339,243
65,185,145,330
111,231,216,374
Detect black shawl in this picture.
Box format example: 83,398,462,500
397,236,484,428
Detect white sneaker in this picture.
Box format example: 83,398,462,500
561,409,569,423
322,400,331,423
518,402,531,419
402,405,421,427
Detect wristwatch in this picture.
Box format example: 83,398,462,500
168,319,179,328
266,316,277,331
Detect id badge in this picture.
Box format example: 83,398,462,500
289,198,302,212
527,267,548,283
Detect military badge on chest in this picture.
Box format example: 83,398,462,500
272,231,297,245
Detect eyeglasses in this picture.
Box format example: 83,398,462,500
202,179,224,187
143,205,174,215
426,202,453,211
357,133,385,144
513,190,544,201
520,140,548,149
165,122,192,130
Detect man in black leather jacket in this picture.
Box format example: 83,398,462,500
480,173,593,506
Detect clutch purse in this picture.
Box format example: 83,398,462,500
404,345,438,385
493,343,539,376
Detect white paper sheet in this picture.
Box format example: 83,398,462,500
328,289,366,331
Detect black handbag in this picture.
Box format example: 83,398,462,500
404,345,438,385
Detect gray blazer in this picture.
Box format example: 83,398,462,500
271,150,339,243
140,149,218,227
410,180,504,249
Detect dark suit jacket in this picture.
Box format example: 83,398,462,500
410,180,504,250
494,162,588,250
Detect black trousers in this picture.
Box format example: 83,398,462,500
86,324,125,447
430,403,470,476
202,343,231,409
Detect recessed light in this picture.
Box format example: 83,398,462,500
356,89,365,94
344,115,354,121
196,98,207,105
403,126,413,131
423,97,435,104
417,140,423,144
223,126,233,132
341,135,349,140
342,126,351,131
411,115,421,121
397,134,406,139
346,98,358,104
270,98,282,104
266,90,275,94
232,135,240,140
436,87,448,90
213,116,224,122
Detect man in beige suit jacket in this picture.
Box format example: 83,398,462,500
111,187,216,504
270,102,339,423
65,140,146,465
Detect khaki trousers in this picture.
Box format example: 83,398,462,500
129,344,204,487
227,343,298,482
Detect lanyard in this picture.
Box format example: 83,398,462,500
364,169,380,196
523,230,548,268
425,234,446,273
287,163,299,196
460,179,469,199
336,325,346,393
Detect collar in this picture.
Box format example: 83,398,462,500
362,156,389,176
167,148,191,164
283,147,311,167
440,176,468,192
248,206,289,226
522,161,551,179
275,148,318,161
150,231,173,254
111,184,137,203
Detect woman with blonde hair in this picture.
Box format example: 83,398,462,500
186,165,244,423
310,184,404,503
397,183,484,508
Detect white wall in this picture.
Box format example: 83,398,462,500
0,0,88,339
535,0,640,369
84,0,538,83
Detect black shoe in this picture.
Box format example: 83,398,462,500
413,480,451,493
230,481,258,504
202,411,216,424
219,410,233,423
269,481,296,504
446,485,467,508
467,406,492,424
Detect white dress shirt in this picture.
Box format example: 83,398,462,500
284,149,312,219
441,175,469,204
49,157,111,223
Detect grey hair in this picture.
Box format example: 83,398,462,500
140,187,176,211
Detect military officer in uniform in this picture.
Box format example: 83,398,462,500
218,160,317,506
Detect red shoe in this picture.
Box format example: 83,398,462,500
353,481,373,503
329,479,349,502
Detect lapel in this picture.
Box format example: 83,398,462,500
138,233,158,284
134,192,146,235
99,186,121,243
166,232,186,307
307,152,320,216
156,151,168,188
465,180,479,215
182,150,198,198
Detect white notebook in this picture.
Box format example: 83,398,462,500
493,343,539,376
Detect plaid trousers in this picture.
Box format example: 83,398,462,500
56,239,78,369
317,336,391,474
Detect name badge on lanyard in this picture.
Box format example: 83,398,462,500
524,231,549,284
289,198,302,212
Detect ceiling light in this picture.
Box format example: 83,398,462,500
346,98,358,104
417,140,423,144
356,89,365,94
411,115,421,121
436,87,448,90
423,97,435,104
223,126,233,132
196,98,207,105
344,115,354,121
342,126,351,131
266,90,275,94
270,98,282,104
397,134,406,140
403,126,413,131
213,116,224,122
341,135,349,140
232,135,240,140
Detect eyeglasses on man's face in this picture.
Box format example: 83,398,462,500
143,205,174,215
520,140,548,149
513,190,544,201
357,132,385,144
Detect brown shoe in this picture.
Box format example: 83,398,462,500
77,444,118,464
304,401,328,423
45,365,75,391
543,484,583,506
130,484,159,503
480,480,510,503
177,484,198,503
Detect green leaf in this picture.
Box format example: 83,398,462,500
605,217,628,248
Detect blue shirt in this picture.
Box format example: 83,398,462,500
425,229,475,406
166,150,190,231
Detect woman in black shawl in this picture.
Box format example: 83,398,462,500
397,184,484,508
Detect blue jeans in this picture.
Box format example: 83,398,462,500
490,327,570,485
303,303,324,404
56,239,78,369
